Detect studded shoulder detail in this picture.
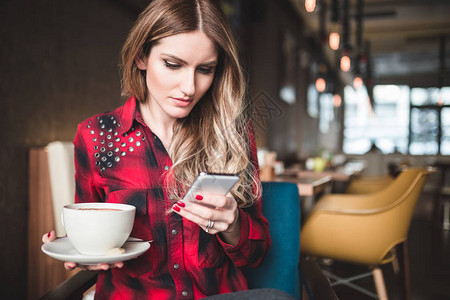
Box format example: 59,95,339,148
86,114,145,176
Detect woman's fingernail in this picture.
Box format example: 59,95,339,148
195,195,203,200
172,205,181,212
47,232,51,238
177,201,186,207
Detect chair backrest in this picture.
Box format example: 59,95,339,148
301,168,433,265
345,174,394,194
244,182,301,299
47,141,75,236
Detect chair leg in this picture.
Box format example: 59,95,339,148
390,248,400,274
372,268,389,300
397,242,412,300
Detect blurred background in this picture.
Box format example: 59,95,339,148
1,0,450,299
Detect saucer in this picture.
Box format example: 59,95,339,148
42,237,151,265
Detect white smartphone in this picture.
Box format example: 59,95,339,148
183,172,240,206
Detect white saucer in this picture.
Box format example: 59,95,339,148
42,237,151,265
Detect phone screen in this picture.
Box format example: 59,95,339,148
183,172,239,205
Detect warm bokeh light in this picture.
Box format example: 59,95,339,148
305,0,316,12
315,77,326,93
353,76,364,89
340,55,351,72
333,94,342,107
329,32,340,50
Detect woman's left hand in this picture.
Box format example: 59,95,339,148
172,193,240,245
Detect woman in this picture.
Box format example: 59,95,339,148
44,0,272,299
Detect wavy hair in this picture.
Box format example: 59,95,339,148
120,0,260,207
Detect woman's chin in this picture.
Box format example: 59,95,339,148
169,109,194,120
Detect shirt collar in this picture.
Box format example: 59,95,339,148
118,96,138,135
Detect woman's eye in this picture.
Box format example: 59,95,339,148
198,67,213,74
163,60,180,70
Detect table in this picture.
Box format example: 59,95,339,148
296,160,367,193
298,162,366,181
273,174,333,219
275,174,332,197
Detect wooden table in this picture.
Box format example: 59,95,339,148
296,160,367,193
297,161,366,181
275,174,332,197
273,174,333,218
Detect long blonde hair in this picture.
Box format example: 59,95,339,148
120,0,260,207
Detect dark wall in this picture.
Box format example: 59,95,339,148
0,1,145,298
244,0,342,162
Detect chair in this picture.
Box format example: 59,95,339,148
244,182,301,299
345,174,394,195
47,141,76,236
300,167,434,300
28,142,77,299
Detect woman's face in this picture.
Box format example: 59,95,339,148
137,31,218,121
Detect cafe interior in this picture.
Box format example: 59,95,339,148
2,0,450,299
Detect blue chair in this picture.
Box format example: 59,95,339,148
244,182,301,299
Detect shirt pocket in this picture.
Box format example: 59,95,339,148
198,231,226,268
106,189,148,216
105,189,155,277
105,189,153,241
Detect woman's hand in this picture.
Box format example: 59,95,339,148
42,230,124,271
172,193,241,246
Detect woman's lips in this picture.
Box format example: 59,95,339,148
171,97,193,107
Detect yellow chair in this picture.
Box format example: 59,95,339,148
345,174,394,194
300,167,434,300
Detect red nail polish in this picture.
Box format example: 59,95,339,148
177,201,185,207
47,232,51,238
195,195,203,200
172,205,181,212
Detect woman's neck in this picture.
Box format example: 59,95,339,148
139,101,174,150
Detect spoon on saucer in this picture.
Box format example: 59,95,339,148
126,239,153,243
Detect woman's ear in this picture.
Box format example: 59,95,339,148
135,51,147,70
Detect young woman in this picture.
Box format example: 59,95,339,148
43,0,274,299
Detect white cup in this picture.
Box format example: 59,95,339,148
61,202,136,255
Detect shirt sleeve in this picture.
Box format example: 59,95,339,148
73,122,103,203
217,124,271,268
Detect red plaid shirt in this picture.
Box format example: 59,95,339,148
73,97,270,299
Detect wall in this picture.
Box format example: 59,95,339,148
0,1,145,298
244,0,343,163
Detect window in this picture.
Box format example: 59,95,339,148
409,108,439,155
442,108,450,155
344,85,450,155
343,85,409,154
319,93,334,133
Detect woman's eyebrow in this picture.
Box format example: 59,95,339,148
198,60,217,67
161,53,187,64
161,53,217,66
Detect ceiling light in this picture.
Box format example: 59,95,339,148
315,77,326,93
340,55,351,72
329,32,340,50
333,94,342,107
305,0,316,13
353,76,364,89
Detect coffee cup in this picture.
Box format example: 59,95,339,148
61,202,136,255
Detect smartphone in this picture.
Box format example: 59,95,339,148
183,172,240,206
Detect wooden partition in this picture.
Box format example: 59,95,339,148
27,148,76,299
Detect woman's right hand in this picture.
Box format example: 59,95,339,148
42,230,124,271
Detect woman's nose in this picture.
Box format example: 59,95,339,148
180,70,195,97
